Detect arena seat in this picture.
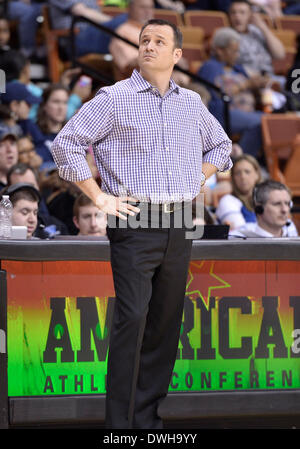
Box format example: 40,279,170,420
275,15,300,34
272,48,296,76
272,29,297,49
184,10,229,40
42,5,114,83
181,43,207,72
180,26,205,46
262,114,300,196
101,6,128,16
42,4,73,82
153,8,183,26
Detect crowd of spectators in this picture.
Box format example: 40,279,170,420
0,0,299,239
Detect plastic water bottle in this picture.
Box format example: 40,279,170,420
0,195,13,239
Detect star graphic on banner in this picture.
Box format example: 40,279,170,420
186,261,231,310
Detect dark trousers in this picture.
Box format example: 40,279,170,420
105,210,193,429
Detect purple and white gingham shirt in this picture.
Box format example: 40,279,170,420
51,69,232,203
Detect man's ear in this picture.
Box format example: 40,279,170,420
73,216,80,230
173,48,182,64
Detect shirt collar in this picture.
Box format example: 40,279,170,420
255,223,287,237
130,69,180,95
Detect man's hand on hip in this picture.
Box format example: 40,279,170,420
96,192,140,220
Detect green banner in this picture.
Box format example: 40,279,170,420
3,259,300,396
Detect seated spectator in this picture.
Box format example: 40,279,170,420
198,27,266,158
35,84,69,168
73,193,107,237
48,0,128,58
0,81,44,152
0,102,23,138
228,0,285,78
39,169,80,235
7,162,40,191
0,51,92,121
231,179,298,237
7,163,69,238
7,1,42,58
216,154,263,229
109,0,154,80
0,130,19,190
17,136,43,170
0,15,10,51
4,182,40,239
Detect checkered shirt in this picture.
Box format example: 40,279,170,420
51,69,232,203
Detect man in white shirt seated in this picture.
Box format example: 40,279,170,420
231,180,298,238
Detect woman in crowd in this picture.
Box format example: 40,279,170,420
35,84,69,169
216,154,263,229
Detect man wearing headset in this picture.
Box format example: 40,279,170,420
231,180,298,238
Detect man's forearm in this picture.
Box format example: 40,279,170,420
264,26,285,60
202,162,218,181
71,3,111,23
74,177,104,206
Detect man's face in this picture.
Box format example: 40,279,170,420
260,189,292,231
17,138,42,169
131,0,154,24
138,24,182,74
0,137,18,176
0,19,10,47
12,199,38,238
73,205,107,236
229,2,252,33
10,169,40,191
10,100,31,121
216,40,240,67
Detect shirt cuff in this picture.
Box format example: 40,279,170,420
203,151,233,173
58,164,93,183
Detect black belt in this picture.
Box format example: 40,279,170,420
137,201,191,214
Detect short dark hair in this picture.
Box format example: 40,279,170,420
73,193,94,219
253,180,292,207
139,19,183,49
9,188,39,206
7,163,39,186
0,49,29,82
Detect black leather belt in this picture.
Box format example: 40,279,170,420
137,201,191,213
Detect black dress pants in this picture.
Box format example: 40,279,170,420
105,209,193,429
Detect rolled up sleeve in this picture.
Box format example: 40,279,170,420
51,89,114,182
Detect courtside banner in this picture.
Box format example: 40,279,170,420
2,259,300,396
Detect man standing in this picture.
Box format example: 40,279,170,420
52,19,232,429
